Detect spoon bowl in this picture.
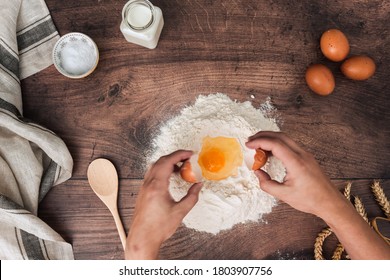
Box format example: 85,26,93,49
88,159,118,196
87,158,127,250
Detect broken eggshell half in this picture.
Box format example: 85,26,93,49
244,147,268,171
179,154,202,183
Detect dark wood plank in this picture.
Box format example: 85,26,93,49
21,0,390,179
38,179,390,260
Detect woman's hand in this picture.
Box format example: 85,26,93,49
246,131,390,259
246,131,346,219
125,150,202,260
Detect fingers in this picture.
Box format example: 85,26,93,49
246,131,304,174
254,169,272,182
254,169,286,199
248,131,305,154
161,150,194,165
176,182,203,215
150,150,193,180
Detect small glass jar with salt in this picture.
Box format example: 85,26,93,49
120,0,164,49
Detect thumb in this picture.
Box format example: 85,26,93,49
176,182,203,215
254,170,285,198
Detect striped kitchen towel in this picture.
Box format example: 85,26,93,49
0,0,74,259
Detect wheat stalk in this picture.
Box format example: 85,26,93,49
371,181,390,219
332,243,344,260
354,196,369,224
315,181,389,260
344,182,352,201
314,227,333,260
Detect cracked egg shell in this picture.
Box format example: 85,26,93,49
180,154,202,183
244,148,268,170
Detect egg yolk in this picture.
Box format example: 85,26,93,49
198,136,243,181
200,148,225,172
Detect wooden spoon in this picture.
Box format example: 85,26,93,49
87,158,126,250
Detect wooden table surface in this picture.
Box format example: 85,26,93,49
21,0,389,259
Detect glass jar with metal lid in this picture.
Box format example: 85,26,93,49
120,0,164,49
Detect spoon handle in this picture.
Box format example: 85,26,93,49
110,206,127,250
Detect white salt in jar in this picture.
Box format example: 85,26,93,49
120,0,164,49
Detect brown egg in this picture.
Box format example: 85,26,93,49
320,29,350,62
341,55,376,80
305,64,335,96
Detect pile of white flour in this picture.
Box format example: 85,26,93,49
148,93,285,234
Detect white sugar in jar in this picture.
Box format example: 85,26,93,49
120,0,164,49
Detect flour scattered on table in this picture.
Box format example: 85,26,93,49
147,93,285,234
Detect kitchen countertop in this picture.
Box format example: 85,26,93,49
21,0,389,259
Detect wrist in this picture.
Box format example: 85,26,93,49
319,193,359,229
125,231,162,260
315,191,353,225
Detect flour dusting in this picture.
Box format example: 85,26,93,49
148,93,285,234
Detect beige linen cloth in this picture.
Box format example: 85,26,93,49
0,0,74,259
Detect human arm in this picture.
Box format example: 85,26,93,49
125,150,203,260
246,131,390,260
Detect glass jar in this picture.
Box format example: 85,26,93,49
120,0,164,49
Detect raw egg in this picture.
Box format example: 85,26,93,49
197,136,243,181
179,136,243,183
341,55,376,80
179,136,267,183
305,64,335,96
320,29,350,62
